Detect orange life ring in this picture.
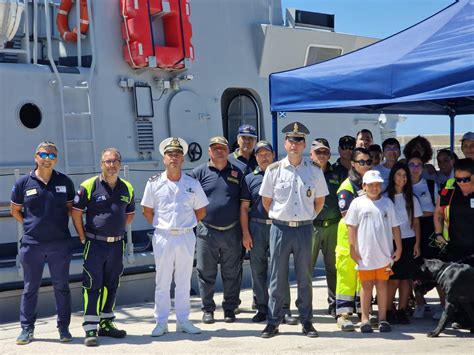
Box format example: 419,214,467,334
56,0,89,42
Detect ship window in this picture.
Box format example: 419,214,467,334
19,103,42,129
304,45,342,66
226,94,259,149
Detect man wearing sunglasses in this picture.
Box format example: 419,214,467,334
434,158,474,263
72,148,135,346
10,141,75,345
333,135,356,181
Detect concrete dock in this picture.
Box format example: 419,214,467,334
1,272,473,354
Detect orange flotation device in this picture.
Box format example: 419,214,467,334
56,0,89,42
121,0,194,70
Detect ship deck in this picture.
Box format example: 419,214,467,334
1,274,473,354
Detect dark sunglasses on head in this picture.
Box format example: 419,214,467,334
455,176,472,184
353,159,373,166
36,152,57,160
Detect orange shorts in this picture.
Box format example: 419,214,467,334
358,264,393,282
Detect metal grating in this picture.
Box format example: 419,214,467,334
135,120,155,152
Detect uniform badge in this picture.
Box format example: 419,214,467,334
471,198,474,208
338,199,346,209
55,185,66,193
231,170,238,178
95,195,107,202
26,188,37,196
73,195,80,204
120,195,130,203
306,188,312,197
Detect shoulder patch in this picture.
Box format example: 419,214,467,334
148,173,161,182
268,161,280,171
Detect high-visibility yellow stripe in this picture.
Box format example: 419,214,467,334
96,289,101,316
84,289,89,313
101,287,108,312
83,240,91,260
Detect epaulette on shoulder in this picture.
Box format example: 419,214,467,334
148,173,161,182
268,161,280,171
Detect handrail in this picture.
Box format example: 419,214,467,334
75,0,81,67
123,165,135,264
33,0,38,64
86,0,97,165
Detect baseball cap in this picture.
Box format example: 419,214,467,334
363,170,384,184
254,140,273,153
338,135,356,148
209,136,229,147
238,124,257,138
461,132,474,141
36,141,58,152
311,138,330,151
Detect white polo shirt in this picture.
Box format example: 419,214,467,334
259,157,328,222
412,178,435,213
141,172,209,229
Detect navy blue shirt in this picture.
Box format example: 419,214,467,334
228,150,258,175
73,176,135,236
241,167,268,220
190,161,243,227
11,170,75,244
332,158,349,181
315,164,343,221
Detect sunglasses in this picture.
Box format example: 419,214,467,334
408,162,423,170
36,152,57,160
455,176,472,184
384,147,400,152
353,159,373,166
315,150,330,156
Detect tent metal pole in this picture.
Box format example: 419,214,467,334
449,112,455,152
272,111,278,158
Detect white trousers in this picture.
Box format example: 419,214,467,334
152,230,196,324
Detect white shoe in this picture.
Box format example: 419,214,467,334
413,305,425,319
432,309,444,320
151,323,168,337
176,321,202,334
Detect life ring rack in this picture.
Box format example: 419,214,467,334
56,0,89,42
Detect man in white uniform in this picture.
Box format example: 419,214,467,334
141,137,209,337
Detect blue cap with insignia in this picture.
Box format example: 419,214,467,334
254,140,273,153
282,121,309,141
238,124,257,138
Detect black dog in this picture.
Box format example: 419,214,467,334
419,258,474,337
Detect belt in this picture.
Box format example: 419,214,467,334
251,218,272,225
313,218,340,228
86,232,123,243
272,220,313,228
203,221,238,231
158,228,194,236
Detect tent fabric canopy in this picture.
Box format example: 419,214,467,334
269,0,474,116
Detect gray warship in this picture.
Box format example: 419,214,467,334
0,0,401,322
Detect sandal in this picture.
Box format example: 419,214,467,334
378,320,392,332
360,322,373,333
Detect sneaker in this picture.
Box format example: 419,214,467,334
432,309,444,320
396,309,410,324
16,327,34,345
282,313,298,325
337,314,355,332
369,314,378,327
58,327,72,342
413,304,425,319
176,321,201,334
360,322,373,333
98,319,127,338
378,320,392,332
84,330,98,347
151,323,168,337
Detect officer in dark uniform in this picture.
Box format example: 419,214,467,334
190,136,244,324
333,135,356,181
240,141,295,324
228,124,258,175
72,148,135,347
309,138,343,318
259,122,329,338
11,141,75,345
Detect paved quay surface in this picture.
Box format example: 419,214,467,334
1,275,473,354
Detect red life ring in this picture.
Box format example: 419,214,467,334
56,0,89,42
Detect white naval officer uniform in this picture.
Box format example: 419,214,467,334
141,172,209,325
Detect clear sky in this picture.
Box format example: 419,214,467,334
280,0,474,136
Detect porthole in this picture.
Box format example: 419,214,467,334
19,103,42,129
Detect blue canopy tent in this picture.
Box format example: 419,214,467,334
269,0,474,156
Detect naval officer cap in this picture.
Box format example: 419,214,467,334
282,121,309,141
209,136,229,147
159,137,188,156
